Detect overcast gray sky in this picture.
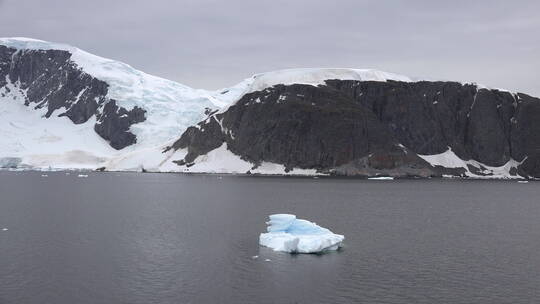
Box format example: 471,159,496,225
1,0,538,95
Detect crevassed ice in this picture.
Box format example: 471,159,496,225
259,214,344,253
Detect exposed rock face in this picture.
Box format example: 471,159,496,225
94,101,146,149
171,80,540,178
511,94,540,176
324,80,521,166
0,45,146,149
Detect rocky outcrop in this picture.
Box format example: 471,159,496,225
170,80,540,178
0,45,146,149
94,101,146,149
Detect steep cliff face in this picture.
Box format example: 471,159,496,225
170,78,540,178
324,80,518,167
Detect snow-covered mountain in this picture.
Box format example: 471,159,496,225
2,37,540,179
0,37,411,172
0,37,228,170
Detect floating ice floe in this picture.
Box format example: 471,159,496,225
77,174,89,178
368,176,394,180
2,228,8,231
259,214,344,253
517,180,529,183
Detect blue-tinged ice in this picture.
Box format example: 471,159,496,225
259,214,344,253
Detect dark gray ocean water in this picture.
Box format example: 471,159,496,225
0,171,539,304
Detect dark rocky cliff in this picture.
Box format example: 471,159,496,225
170,80,540,178
0,45,145,149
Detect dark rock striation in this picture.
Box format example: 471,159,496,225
0,45,146,149
171,80,540,178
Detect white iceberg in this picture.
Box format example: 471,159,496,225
368,176,394,180
259,214,344,253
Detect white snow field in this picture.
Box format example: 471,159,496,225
259,214,344,253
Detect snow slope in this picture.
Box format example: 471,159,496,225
0,37,226,149
0,37,228,170
165,143,321,175
0,81,115,169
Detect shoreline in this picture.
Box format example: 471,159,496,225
1,168,534,181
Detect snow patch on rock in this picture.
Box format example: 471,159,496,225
174,143,322,176
419,147,522,179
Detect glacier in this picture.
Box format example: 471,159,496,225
0,37,225,149
259,214,344,253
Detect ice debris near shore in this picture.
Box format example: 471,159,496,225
259,214,344,253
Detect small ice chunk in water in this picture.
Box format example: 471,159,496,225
252,255,259,259
2,228,8,231
368,176,394,180
265,259,271,262
259,214,344,253
78,174,88,178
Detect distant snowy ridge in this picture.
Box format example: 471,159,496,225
245,68,412,92
213,68,413,112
